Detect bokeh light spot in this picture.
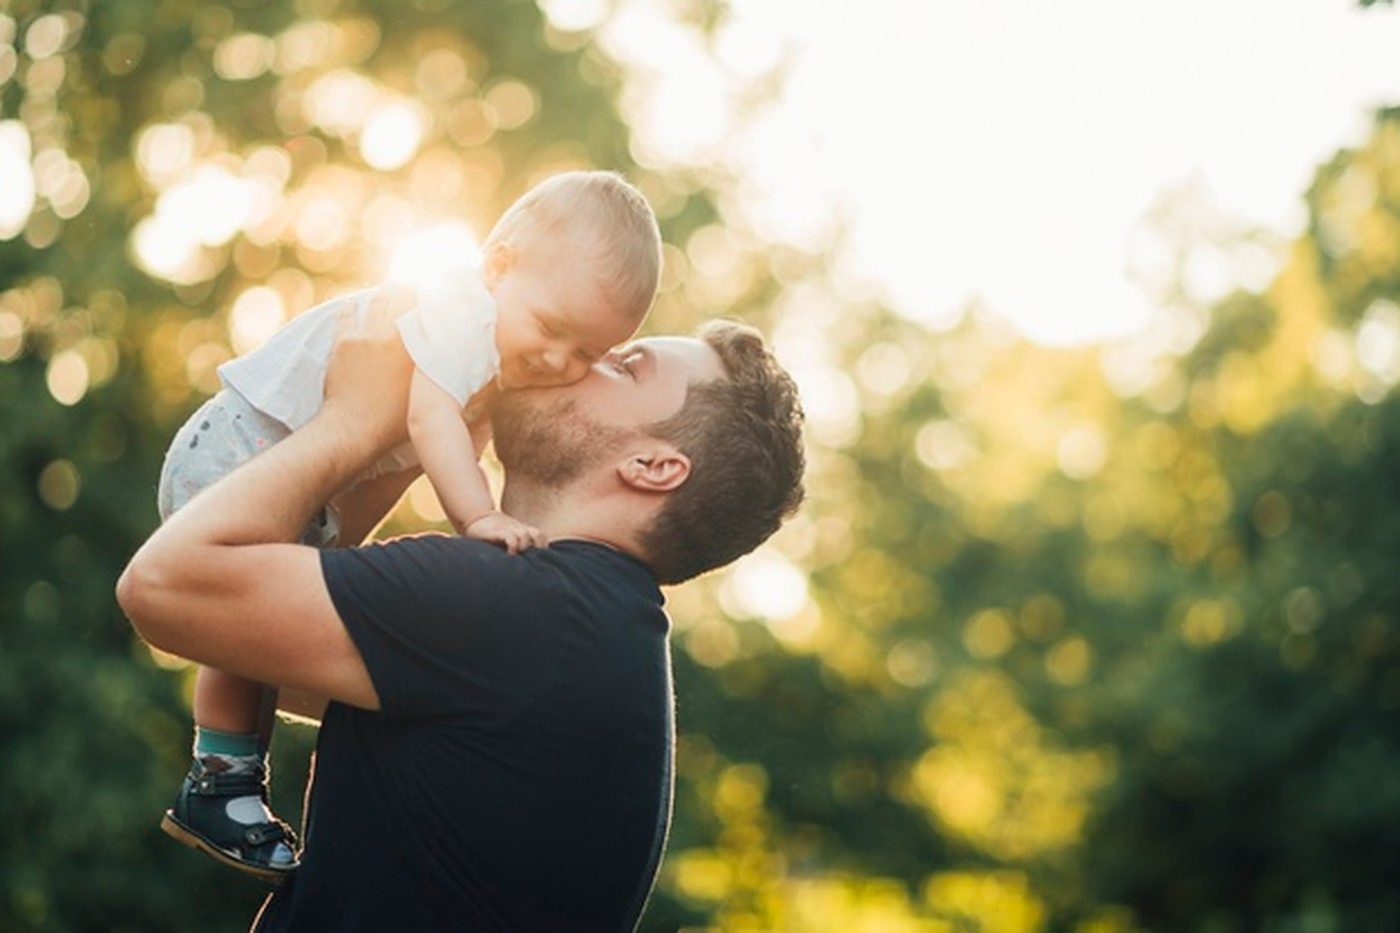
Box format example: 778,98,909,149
887,639,939,688
720,547,809,622
916,420,976,471
963,609,1016,659
387,222,482,291
294,195,352,252
1057,425,1108,480
1356,298,1400,389
686,618,740,668
229,286,287,354
484,80,538,131
416,49,470,99
305,69,379,136
0,121,36,239
538,0,608,33
855,342,911,398
135,122,195,187
46,349,89,405
162,165,253,247
37,459,80,509
131,217,193,282
1252,490,1291,539
360,102,423,170
0,310,23,360
1180,598,1240,647
1044,637,1092,687
214,33,274,81
24,13,68,59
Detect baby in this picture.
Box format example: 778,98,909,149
153,170,661,880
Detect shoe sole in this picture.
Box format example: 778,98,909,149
160,811,296,884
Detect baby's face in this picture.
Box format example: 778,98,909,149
488,243,640,390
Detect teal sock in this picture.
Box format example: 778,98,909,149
194,726,261,760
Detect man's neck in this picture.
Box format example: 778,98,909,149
501,480,645,558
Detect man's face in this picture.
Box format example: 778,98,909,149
491,336,725,486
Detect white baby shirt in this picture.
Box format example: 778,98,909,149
217,267,499,478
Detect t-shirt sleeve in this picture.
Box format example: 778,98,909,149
394,267,500,407
320,534,560,721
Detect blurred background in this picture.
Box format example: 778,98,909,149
4,0,1400,930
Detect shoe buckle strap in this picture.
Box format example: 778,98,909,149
190,771,265,797
244,823,287,847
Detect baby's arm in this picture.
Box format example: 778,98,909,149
406,369,545,553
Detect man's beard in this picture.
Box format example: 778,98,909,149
490,391,632,489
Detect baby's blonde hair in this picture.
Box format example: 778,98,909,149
484,170,662,323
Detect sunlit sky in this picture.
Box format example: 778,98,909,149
610,0,1400,345
5,2,1398,355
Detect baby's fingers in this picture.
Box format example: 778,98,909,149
510,527,536,555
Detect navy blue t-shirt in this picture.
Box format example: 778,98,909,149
252,535,675,932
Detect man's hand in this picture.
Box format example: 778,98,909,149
322,284,417,457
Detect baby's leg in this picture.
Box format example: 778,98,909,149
160,394,289,743
194,667,266,735
155,391,299,878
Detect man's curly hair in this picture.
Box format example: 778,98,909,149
637,320,806,584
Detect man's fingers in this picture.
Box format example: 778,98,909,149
366,284,418,331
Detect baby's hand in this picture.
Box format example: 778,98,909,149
461,510,548,554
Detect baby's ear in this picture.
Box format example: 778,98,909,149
482,242,515,287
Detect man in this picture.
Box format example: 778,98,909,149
116,309,805,931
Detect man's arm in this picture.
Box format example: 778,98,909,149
265,465,420,724
117,315,413,710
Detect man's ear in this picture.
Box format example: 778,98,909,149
482,242,514,288
618,446,691,493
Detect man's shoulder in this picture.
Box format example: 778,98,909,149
327,533,560,599
327,534,659,606
341,532,530,574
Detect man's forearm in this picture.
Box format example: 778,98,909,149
116,314,408,708
166,409,372,546
119,406,379,619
